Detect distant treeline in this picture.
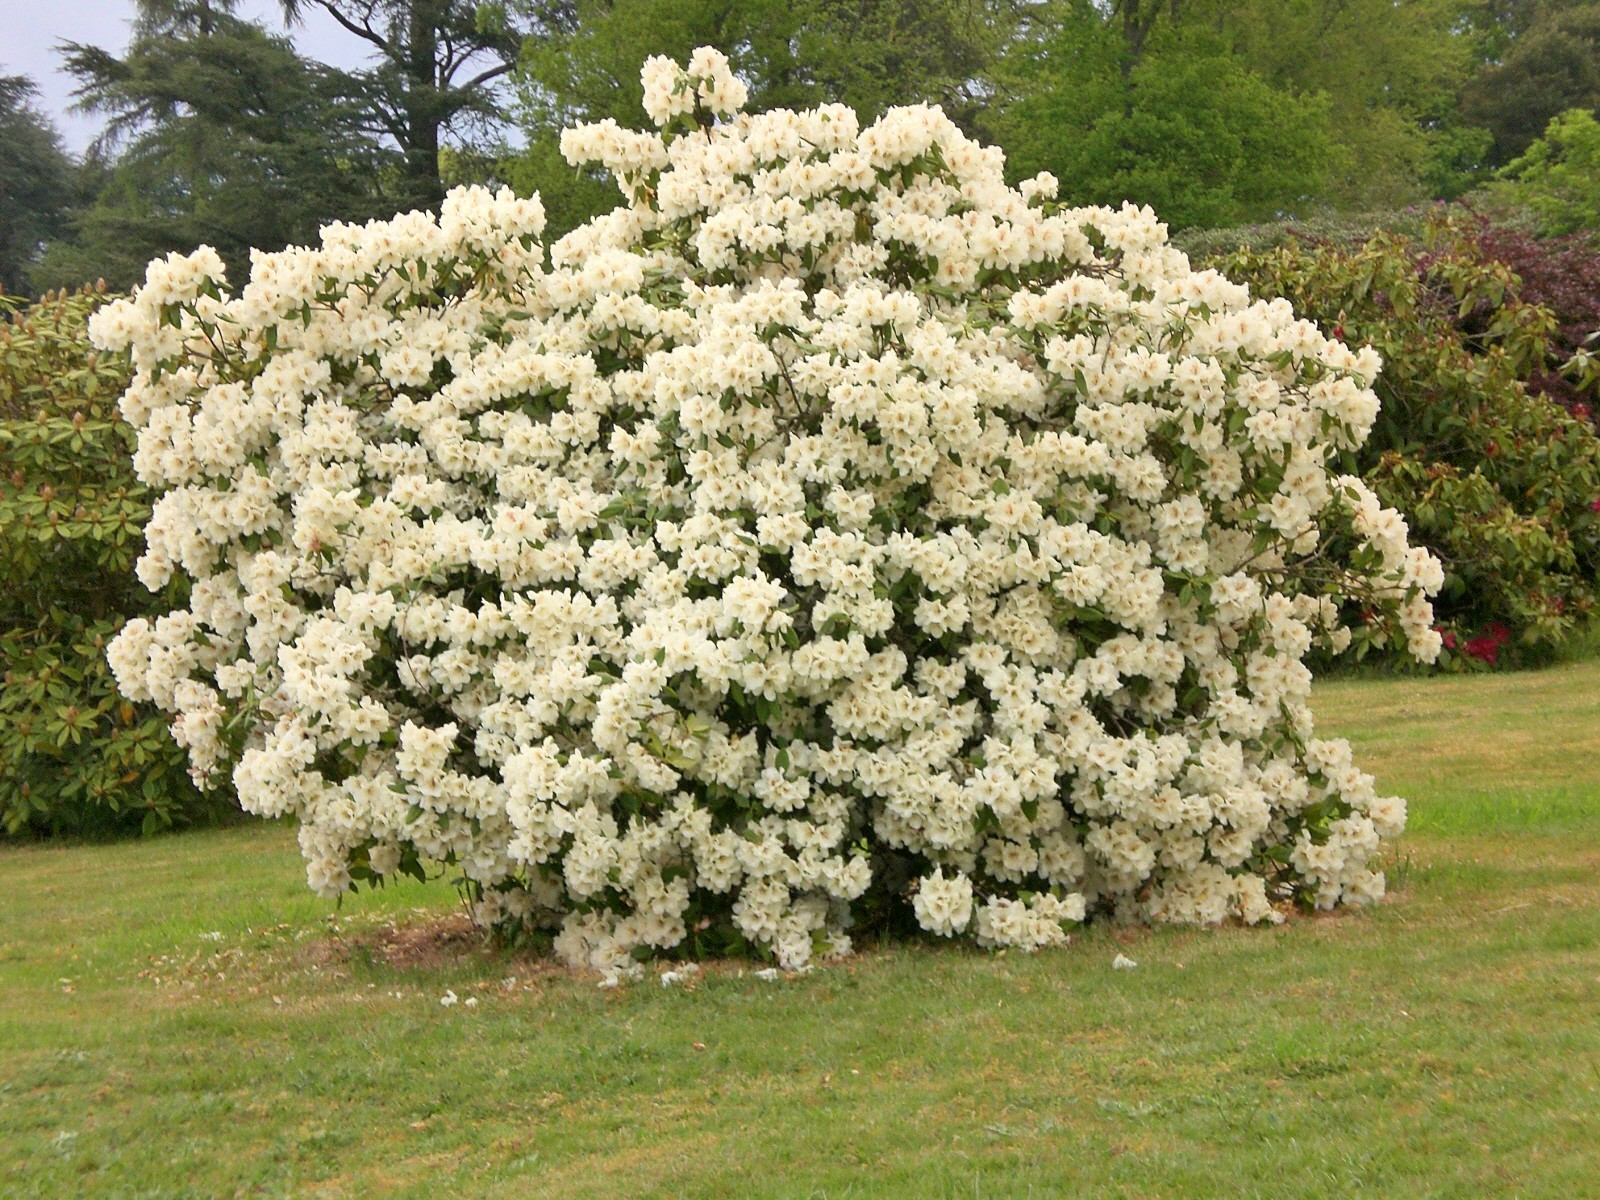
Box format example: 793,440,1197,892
4,0,1600,292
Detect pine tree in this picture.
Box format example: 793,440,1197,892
44,0,393,289
0,75,73,295
279,1,572,211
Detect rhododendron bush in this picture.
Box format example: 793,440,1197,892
94,49,1442,975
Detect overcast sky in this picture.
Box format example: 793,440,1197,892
1,0,375,152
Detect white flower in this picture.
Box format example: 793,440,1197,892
912,869,974,936
103,46,1432,971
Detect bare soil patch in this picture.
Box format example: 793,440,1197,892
306,912,488,973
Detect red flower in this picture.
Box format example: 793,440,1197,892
1463,621,1512,664
1590,496,1600,512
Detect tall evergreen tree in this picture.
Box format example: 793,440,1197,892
0,74,73,295
278,1,572,211
43,0,392,290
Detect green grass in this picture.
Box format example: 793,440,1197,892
4,663,1599,1198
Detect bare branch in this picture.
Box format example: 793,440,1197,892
304,0,396,58
454,61,515,94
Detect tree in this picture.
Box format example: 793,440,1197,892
0,75,73,295
1212,0,1486,206
1494,107,1600,233
279,1,572,212
989,0,1496,222
1461,3,1600,166
43,1,391,290
1454,0,1551,62
989,1,1331,229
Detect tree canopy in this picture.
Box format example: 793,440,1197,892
279,0,573,211
1215,0,1485,206
21,0,1600,287
987,1,1332,229
1495,107,1600,233
0,75,73,295
42,1,392,290
1461,2,1600,166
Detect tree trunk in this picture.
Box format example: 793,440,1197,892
403,0,446,211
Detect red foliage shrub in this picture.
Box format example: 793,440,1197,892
1207,210,1600,668
1456,213,1600,423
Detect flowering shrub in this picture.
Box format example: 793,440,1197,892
95,49,1440,974
1454,213,1600,424
1210,211,1600,665
0,287,218,837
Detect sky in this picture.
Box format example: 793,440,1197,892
0,0,374,152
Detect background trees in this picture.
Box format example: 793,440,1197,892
984,0,1493,226
1214,0,1486,206
1495,107,1600,234
1461,1,1600,167
279,0,574,211
13,0,1600,283
986,1,1332,228
42,0,391,290
0,76,72,295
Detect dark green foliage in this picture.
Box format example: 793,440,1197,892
1461,2,1600,167
0,75,74,296
282,0,564,213
40,4,393,291
992,7,1331,229
1213,0,1484,208
985,0,1483,227
0,287,228,837
1206,212,1600,666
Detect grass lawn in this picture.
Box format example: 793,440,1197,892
3,662,1598,1199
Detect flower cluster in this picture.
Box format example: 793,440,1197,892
97,49,1439,976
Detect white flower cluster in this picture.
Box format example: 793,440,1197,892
97,48,1439,974
640,47,749,127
